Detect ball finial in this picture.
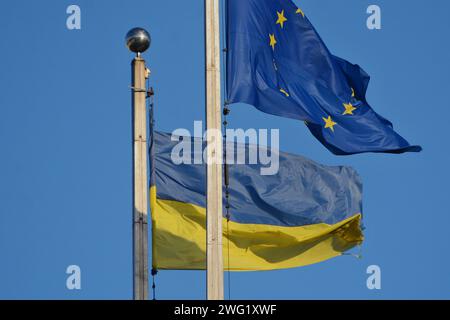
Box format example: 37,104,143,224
126,28,151,54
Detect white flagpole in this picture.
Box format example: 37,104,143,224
126,28,151,300
132,55,149,300
205,0,224,300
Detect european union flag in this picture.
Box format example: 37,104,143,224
226,0,422,155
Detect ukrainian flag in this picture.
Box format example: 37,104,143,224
150,132,363,271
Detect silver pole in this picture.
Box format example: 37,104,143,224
126,28,151,300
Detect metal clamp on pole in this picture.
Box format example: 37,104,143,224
130,86,147,93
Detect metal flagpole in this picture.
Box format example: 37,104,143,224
126,27,152,300
205,0,224,300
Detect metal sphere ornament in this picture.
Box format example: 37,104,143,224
126,28,151,54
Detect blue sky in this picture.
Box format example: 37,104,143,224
0,0,449,299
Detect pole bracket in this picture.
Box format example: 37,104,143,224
130,86,147,93
130,86,154,99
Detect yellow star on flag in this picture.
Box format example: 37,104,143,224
269,34,277,50
323,116,337,132
351,87,355,97
276,10,288,28
296,8,305,18
280,88,290,97
343,102,357,115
